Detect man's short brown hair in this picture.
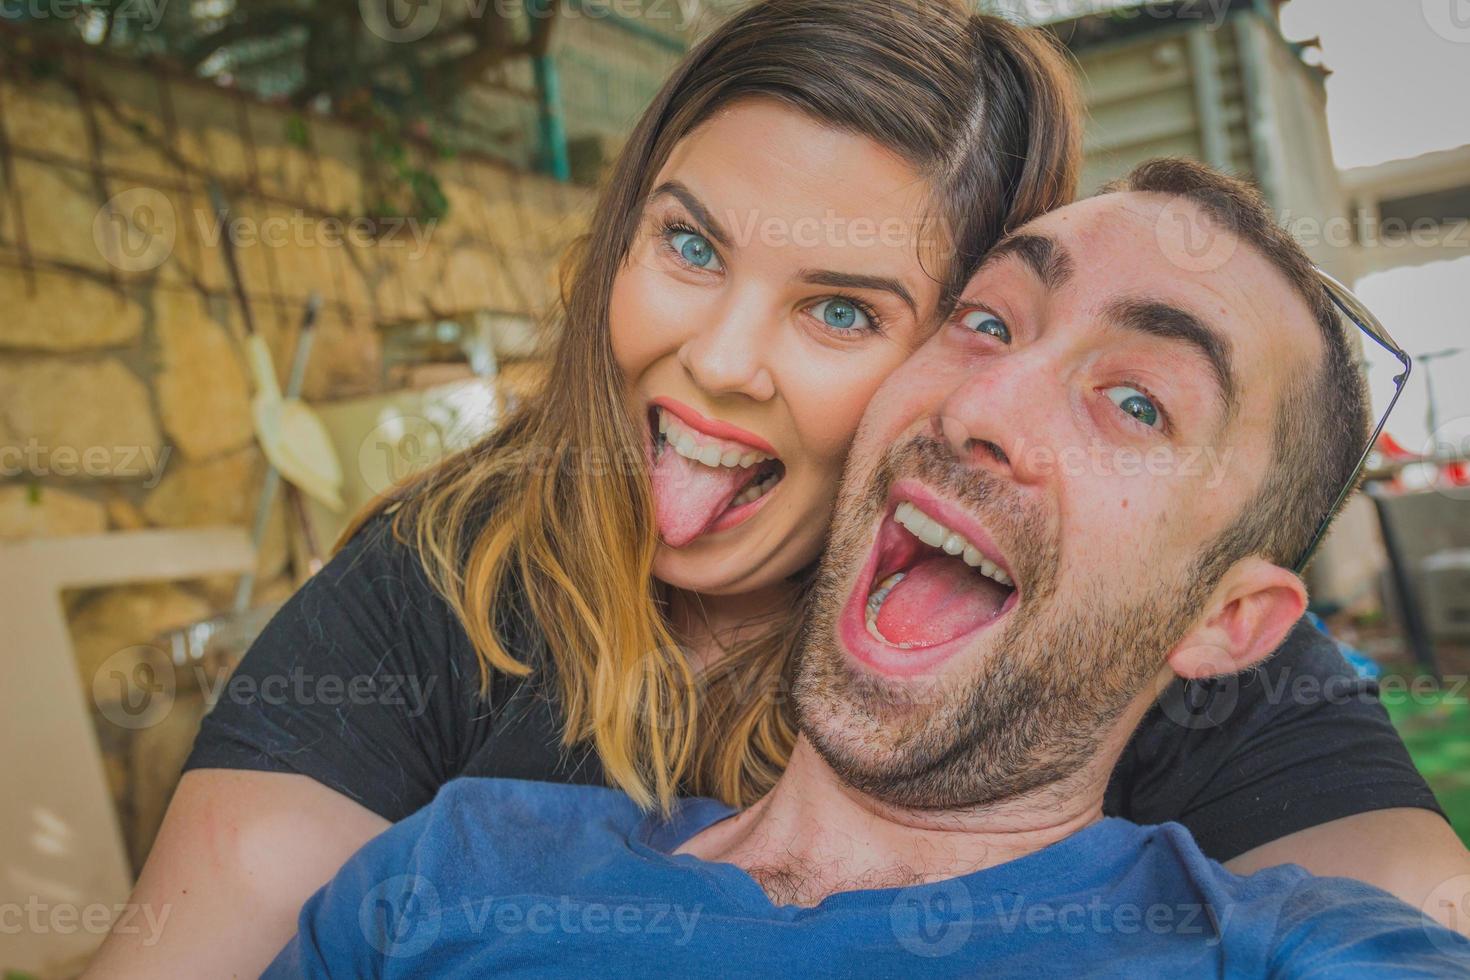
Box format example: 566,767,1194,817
1101,158,1372,574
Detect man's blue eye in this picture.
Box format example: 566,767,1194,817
670,230,721,270
960,310,1011,343
811,298,870,331
1107,386,1161,428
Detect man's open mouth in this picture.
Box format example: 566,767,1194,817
648,403,786,547
841,480,1020,675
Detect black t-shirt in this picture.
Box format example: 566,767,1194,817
185,515,1443,861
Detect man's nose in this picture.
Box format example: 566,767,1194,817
677,292,777,402
934,351,1063,485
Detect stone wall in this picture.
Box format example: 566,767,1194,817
0,41,592,868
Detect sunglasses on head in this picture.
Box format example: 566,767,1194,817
1291,269,1412,574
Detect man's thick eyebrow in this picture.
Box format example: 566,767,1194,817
650,180,731,248
1105,297,1238,415
798,269,917,315
982,232,1074,290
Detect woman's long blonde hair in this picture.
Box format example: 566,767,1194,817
347,0,1082,811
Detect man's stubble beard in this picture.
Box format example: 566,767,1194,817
791,435,1224,812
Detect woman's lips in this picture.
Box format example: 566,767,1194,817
651,396,778,457
645,398,785,547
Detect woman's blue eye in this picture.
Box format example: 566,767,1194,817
670,230,721,270
1107,386,1161,428
811,298,870,332
960,309,1011,343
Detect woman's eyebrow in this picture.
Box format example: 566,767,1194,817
649,180,732,248
799,269,918,315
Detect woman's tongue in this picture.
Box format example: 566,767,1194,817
651,446,754,547
875,556,1009,648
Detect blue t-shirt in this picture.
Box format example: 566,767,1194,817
267,778,1470,978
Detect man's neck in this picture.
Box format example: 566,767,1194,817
678,738,1116,907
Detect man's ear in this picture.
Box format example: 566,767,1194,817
1167,557,1308,680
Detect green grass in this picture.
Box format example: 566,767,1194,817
1384,685,1470,848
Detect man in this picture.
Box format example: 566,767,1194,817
265,160,1470,976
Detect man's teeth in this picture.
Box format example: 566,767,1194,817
658,408,771,469
893,501,1014,588
866,572,915,648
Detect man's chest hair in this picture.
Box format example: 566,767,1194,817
744,856,926,907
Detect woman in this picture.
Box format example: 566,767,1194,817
91,0,1458,975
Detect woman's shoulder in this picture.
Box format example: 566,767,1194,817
330,502,543,663
184,498,568,819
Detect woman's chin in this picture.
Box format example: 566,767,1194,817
651,537,811,599
652,544,763,597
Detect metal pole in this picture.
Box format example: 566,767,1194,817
533,53,571,182
527,0,571,182
1371,489,1441,682
1418,348,1463,438
1186,28,1230,170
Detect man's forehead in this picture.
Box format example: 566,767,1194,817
1016,192,1160,244
972,193,1314,355
988,192,1224,282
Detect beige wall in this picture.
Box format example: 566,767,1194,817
0,46,592,886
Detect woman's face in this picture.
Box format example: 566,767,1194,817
610,99,943,597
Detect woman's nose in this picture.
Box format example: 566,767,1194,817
676,297,777,402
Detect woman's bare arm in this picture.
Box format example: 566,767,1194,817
1227,808,1470,936
85,769,390,979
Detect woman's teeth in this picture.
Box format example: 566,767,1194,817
893,502,1014,588
730,470,781,508
657,408,772,469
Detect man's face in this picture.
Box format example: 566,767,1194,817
792,191,1322,810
